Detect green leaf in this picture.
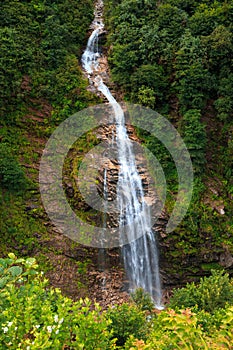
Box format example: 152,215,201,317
0,258,13,267
8,253,16,260
8,266,23,277
0,277,8,288
25,258,37,268
27,269,38,275
15,258,25,264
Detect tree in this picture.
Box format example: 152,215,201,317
202,25,233,71
0,144,27,191
188,2,222,36
0,27,34,116
155,3,188,41
174,30,214,112
130,64,168,108
181,109,207,174
109,43,139,87
214,72,233,122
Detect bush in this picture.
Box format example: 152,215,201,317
130,288,155,312
0,144,27,191
181,109,207,174
106,303,147,346
0,254,116,350
169,270,233,313
1,255,233,349
124,306,233,349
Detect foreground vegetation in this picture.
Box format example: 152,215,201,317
1,254,233,349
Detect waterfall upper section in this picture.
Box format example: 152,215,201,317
81,0,163,308
81,0,106,90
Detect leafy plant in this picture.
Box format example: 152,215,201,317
106,303,147,346
124,306,233,349
0,254,116,350
181,109,207,174
130,288,155,312
169,270,233,312
0,143,27,191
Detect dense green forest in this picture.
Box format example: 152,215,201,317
1,0,233,348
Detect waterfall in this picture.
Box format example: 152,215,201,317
81,0,163,308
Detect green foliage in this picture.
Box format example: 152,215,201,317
0,0,98,255
214,70,233,122
188,2,228,36
202,25,233,70
0,27,28,114
195,307,227,333
130,288,155,312
1,255,233,349
0,0,94,121
106,303,147,346
76,259,91,275
142,309,209,349
106,0,169,101
0,190,47,255
0,254,116,349
0,143,27,191
181,109,207,173
130,64,168,108
124,306,233,349
143,307,233,349
169,270,233,312
174,30,214,112
155,3,188,41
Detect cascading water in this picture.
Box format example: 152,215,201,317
82,0,163,308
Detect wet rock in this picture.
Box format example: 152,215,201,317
220,249,233,268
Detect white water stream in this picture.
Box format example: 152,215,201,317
82,0,163,308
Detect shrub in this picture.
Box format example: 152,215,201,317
0,144,27,191
144,309,207,350
0,253,116,349
106,303,147,346
130,288,155,312
124,307,233,349
181,109,207,174
169,270,233,313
